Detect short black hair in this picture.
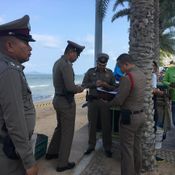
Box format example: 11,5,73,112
153,61,158,68
117,53,134,65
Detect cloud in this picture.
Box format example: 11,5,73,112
81,34,94,56
0,16,5,24
84,48,94,56
84,34,94,44
33,34,60,48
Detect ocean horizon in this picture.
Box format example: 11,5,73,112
25,73,84,102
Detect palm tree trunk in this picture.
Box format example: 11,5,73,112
154,0,160,63
129,0,156,172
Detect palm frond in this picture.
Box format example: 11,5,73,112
113,0,130,11
160,49,173,62
112,8,130,22
161,18,175,32
160,32,175,55
98,0,110,19
162,31,175,38
160,1,175,29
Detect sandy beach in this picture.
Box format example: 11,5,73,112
34,92,175,175
34,91,88,141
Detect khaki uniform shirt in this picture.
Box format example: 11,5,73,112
82,67,116,96
53,55,80,95
110,66,146,111
0,52,36,169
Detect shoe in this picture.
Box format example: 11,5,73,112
163,132,166,140
56,162,75,172
156,156,164,161
105,150,112,158
45,153,58,160
84,148,94,155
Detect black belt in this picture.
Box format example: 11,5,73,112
132,109,143,114
55,93,65,97
55,93,74,97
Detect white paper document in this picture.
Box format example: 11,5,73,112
97,87,118,95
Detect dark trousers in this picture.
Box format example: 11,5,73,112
87,100,112,151
47,97,76,167
172,101,175,126
120,113,145,175
0,143,25,175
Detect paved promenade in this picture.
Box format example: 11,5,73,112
36,125,175,175
79,127,175,175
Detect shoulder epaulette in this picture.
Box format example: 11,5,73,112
105,68,113,72
0,57,22,74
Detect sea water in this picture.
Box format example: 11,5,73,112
25,74,84,102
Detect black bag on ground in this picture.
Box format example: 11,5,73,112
3,135,19,160
121,109,132,125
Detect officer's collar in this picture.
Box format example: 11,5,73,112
126,65,137,73
0,52,24,70
95,67,107,72
63,55,72,65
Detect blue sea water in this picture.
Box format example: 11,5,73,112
25,74,84,102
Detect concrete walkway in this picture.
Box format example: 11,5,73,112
36,125,175,175
37,123,120,175
37,124,89,175
156,127,175,163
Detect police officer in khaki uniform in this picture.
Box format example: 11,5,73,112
82,53,116,157
0,15,38,175
109,53,146,175
45,40,85,172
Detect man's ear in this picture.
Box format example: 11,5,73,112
6,40,15,53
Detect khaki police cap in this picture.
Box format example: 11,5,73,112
0,15,35,42
66,40,85,56
97,53,109,65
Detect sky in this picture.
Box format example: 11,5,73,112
0,0,129,75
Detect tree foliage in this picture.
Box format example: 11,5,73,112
112,0,175,60
97,0,110,19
